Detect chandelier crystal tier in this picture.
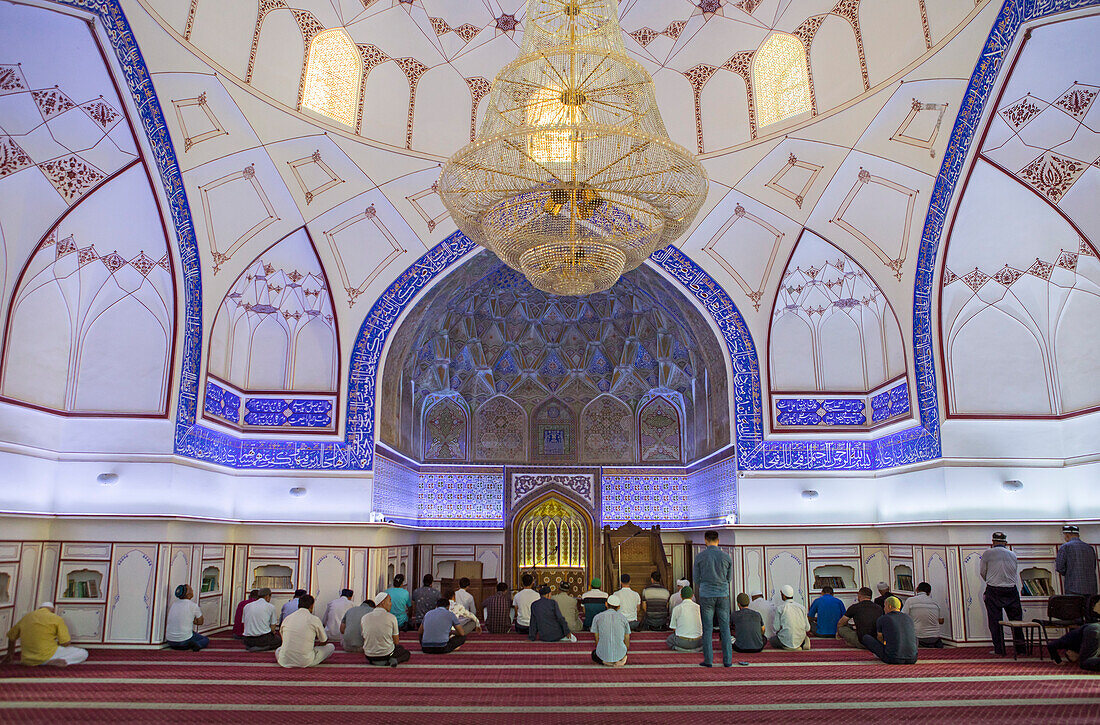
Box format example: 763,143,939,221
438,0,708,296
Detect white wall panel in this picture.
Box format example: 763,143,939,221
106,545,156,642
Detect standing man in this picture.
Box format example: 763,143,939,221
807,585,846,638
322,589,355,640
412,575,439,628
693,530,733,668
165,584,209,651
3,602,88,667
384,574,413,631
903,582,945,648
361,592,410,667
1056,525,1098,598
591,594,630,666
242,588,281,651
277,595,334,668
980,531,1025,656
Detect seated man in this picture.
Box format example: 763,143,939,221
591,594,630,667
1080,624,1100,671
530,585,577,642
874,582,897,609
613,574,642,632
384,575,413,631
641,570,671,631
360,592,410,667
551,581,584,634
339,597,374,653
419,597,466,654
903,582,945,648
281,589,306,623
242,588,281,651
166,584,209,651
276,595,335,668
3,602,88,667
748,591,776,639
770,585,811,651
579,578,609,630
731,593,766,654
837,587,883,649
482,582,513,634
808,586,846,638
233,589,259,639
668,579,690,614
448,587,482,633
411,575,439,629
513,574,540,634
323,589,355,640
666,586,702,652
863,596,918,665
455,578,476,615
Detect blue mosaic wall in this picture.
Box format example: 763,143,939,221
776,398,867,427
687,454,738,525
601,473,690,526
418,472,503,527
66,0,1100,477
371,454,419,526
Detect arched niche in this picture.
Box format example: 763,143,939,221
421,394,469,462
376,250,730,465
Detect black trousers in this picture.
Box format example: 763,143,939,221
243,632,280,650
421,634,465,654
366,644,411,665
984,585,1024,655
1080,624,1100,671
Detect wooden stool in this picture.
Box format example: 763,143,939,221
998,620,1044,660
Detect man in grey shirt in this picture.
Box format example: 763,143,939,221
980,531,1025,656
693,530,733,667
1056,525,1098,597
730,592,765,653
340,597,375,652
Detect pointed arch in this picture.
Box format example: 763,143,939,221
638,392,684,463
301,27,361,127
422,394,469,462
531,397,577,463
580,394,634,463
475,394,527,462
752,32,812,129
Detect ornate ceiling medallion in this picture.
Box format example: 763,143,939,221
439,0,708,296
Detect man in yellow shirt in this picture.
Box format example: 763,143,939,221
4,602,89,667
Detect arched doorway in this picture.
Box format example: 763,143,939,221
511,492,593,592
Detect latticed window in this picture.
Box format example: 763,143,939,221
519,497,587,568
301,28,361,127
753,33,811,128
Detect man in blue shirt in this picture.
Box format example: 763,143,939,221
1056,524,1098,597
384,574,413,630
692,530,733,667
808,585,846,637
418,597,465,654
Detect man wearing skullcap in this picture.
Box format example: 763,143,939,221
769,584,810,650
4,602,88,666
323,589,356,640
579,577,609,630
863,596,918,664
666,586,702,652
165,584,209,651
668,579,691,613
1056,524,1098,597
591,594,629,666
980,531,1025,656
361,592,410,667
551,580,584,634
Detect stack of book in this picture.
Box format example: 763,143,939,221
64,578,99,598
896,573,914,591
200,574,218,593
813,575,846,589
252,574,293,590
1021,576,1053,596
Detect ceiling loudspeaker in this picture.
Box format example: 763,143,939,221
289,486,307,497
96,472,119,486
1002,480,1024,491
801,489,819,500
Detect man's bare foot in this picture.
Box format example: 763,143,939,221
45,659,68,667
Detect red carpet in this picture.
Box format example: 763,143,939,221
1,632,1098,723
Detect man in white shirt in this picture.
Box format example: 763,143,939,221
665,586,703,652
448,588,482,632
769,585,811,651
455,578,477,614
903,581,945,648
165,584,208,651
613,574,642,631
361,592,410,667
322,589,355,640
281,589,306,623
242,587,281,651
512,574,540,634
980,531,1025,656
276,595,335,668
668,579,690,613
748,591,777,638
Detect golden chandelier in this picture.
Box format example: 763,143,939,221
438,0,708,296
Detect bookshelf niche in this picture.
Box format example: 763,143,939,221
0,572,9,603
63,569,103,599
1020,567,1054,597
201,566,220,594
252,564,293,591
812,564,856,591
894,564,914,592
